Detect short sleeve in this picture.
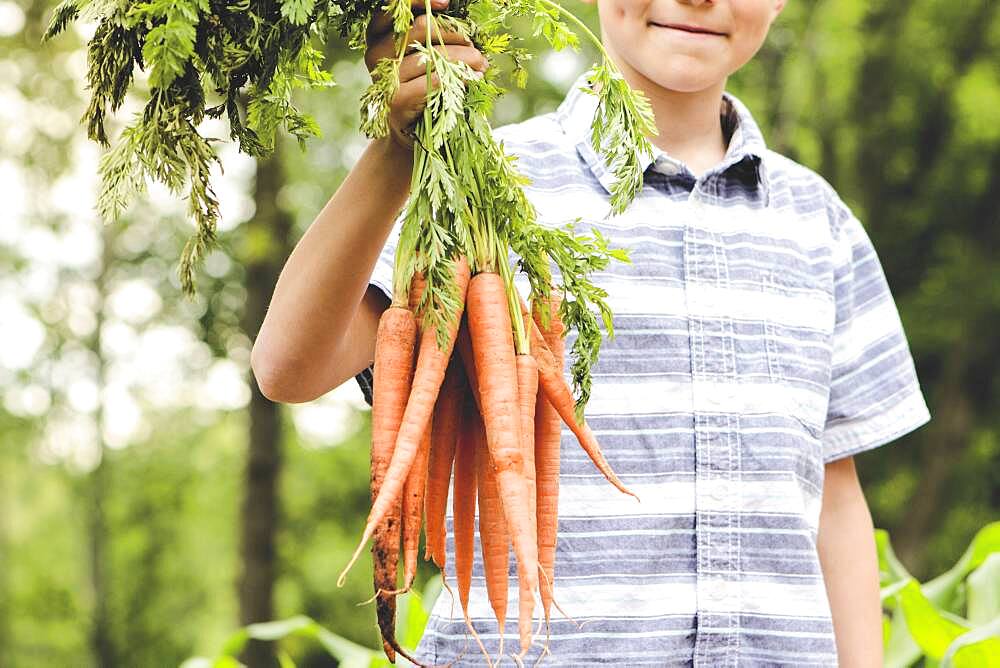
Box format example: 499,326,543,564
356,208,405,396
368,208,405,305
821,197,931,463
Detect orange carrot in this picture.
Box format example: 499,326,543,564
453,395,478,612
339,257,472,585
516,352,539,657
408,271,427,313
532,295,565,625
369,305,417,663
402,419,432,590
466,271,538,654
454,394,491,663
424,355,465,569
517,293,638,501
517,353,539,543
475,409,510,660
399,270,431,593
455,315,482,415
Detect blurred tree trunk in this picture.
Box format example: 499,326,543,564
237,137,295,668
894,361,972,571
85,223,117,668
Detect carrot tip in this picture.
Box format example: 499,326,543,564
461,610,491,667
357,591,379,606
532,640,552,668
338,525,375,587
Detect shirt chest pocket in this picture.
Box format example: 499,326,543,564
756,267,836,439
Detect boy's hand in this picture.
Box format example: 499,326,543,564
364,0,488,151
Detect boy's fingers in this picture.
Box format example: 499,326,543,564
403,14,472,53
398,45,487,83
392,72,443,128
367,0,449,45
366,11,470,71
395,67,478,120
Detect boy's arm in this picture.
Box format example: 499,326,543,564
251,136,413,403
251,0,485,404
817,455,884,668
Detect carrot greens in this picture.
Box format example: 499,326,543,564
42,0,659,412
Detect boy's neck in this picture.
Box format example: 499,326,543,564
594,59,731,178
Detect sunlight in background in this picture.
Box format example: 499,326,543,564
0,8,589,470
0,1,24,37
0,18,373,469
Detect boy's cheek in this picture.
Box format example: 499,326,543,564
730,0,783,43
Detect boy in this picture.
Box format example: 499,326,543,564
251,0,932,664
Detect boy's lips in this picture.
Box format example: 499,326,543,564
649,21,726,37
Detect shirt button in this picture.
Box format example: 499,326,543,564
710,484,727,502
707,581,726,601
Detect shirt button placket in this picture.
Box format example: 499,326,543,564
685,188,742,668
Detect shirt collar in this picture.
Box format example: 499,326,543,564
555,71,770,206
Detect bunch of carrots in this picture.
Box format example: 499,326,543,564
336,251,639,666
329,0,655,664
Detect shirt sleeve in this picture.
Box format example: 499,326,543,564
356,206,406,392
368,207,405,306
821,194,931,463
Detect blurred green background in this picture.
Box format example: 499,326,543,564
1,0,998,666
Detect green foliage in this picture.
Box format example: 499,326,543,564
41,0,655,401
180,579,438,668
528,0,581,52
359,56,401,139
879,523,1000,667
584,62,657,216
41,0,336,298
281,0,319,26
40,0,80,43
510,219,630,421
525,0,658,215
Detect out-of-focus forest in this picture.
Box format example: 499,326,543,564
1,0,997,666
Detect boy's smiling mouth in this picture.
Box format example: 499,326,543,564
648,21,727,38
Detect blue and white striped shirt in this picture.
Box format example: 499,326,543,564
367,71,931,666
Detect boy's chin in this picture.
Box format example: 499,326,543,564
633,64,728,94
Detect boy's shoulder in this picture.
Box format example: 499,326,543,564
763,149,862,246
490,111,578,166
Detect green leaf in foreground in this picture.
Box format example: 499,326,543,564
586,62,658,216
897,579,971,660
180,615,378,668
511,217,631,423
940,617,1000,668
967,552,1000,624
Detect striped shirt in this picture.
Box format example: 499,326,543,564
366,71,931,666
